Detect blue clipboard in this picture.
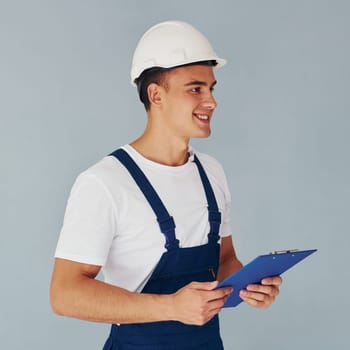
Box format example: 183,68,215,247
217,249,317,308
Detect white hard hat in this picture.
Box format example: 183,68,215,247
130,20,227,85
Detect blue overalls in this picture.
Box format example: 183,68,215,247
103,149,224,350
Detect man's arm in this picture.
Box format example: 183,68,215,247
50,258,232,325
218,236,282,308
217,236,243,281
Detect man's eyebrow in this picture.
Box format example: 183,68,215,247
184,80,217,87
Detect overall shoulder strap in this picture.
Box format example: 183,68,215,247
193,154,221,242
109,148,179,251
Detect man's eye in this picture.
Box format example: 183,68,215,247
191,87,201,93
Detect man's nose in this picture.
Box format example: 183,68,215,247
202,92,217,110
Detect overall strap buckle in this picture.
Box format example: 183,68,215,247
208,210,221,243
157,216,179,250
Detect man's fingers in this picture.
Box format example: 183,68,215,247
261,276,283,286
189,281,219,290
239,294,269,308
188,281,233,300
238,276,282,309
240,289,273,301
246,284,279,297
208,294,230,310
172,281,232,325
207,286,233,301
240,289,275,306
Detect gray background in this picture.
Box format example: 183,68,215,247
1,0,349,349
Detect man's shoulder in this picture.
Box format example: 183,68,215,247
73,149,128,192
83,154,119,176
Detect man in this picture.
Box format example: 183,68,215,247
50,21,282,349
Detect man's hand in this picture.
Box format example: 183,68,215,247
170,281,233,326
239,276,282,308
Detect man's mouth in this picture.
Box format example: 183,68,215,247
193,113,210,121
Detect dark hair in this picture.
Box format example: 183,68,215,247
135,67,170,111
135,60,217,111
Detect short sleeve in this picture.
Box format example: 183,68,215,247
54,173,117,266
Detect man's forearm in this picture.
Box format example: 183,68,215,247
50,258,233,326
51,275,174,324
217,257,243,282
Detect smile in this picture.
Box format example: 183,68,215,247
193,113,209,121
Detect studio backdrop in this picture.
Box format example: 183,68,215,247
1,1,349,349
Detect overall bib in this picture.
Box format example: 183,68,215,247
103,149,224,350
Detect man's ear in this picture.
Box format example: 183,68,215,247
147,83,163,108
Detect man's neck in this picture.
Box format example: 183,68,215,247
130,128,190,167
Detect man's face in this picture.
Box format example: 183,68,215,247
159,64,217,140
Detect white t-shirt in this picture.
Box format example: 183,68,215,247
55,145,232,292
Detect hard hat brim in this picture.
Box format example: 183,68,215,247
131,56,227,86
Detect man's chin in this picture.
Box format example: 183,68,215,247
193,131,211,139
